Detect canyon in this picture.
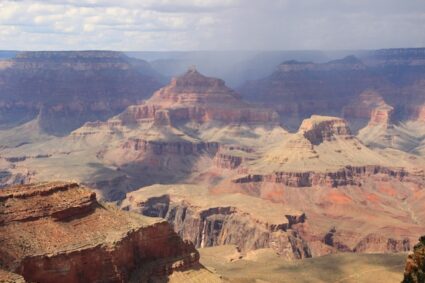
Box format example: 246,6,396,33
0,49,425,282
239,48,425,131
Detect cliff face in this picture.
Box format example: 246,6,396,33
403,236,425,283
233,165,410,188
0,51,163,135
121,184,311,260
299,115,352,145
0,182,214,283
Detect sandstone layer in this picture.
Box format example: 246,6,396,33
0,182,219,283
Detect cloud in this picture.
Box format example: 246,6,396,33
0,0,423,50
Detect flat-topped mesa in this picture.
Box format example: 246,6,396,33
0,182,205,283
299,115,352,145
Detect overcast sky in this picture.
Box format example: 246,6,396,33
0,0,424,51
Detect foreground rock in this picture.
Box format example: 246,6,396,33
0,182,220,283
403,236,425,283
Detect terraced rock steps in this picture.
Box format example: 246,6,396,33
0,182,220,283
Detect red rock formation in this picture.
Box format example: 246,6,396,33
114,68,280,126
0,182,205,283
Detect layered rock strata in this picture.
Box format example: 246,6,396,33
233,165,410,188
121,184,311,260
0,182,210,283
0,51,163,134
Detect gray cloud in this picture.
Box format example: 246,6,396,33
0,0,423,50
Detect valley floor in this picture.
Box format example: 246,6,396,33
199,245,406,283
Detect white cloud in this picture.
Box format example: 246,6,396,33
0,0,423,50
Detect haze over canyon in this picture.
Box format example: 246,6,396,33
0,47,423,282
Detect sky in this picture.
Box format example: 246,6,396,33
0,0,424,51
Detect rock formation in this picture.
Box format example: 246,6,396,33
0,68,284,199
357,99,425,153
121,184,311,260
0,182,219,283
0,51,163,135
206,116,425,256
239,56,392,129
403,236,425,283
240,49,425,131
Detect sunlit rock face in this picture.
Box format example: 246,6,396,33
0,182,212,283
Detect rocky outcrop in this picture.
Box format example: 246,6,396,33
122,185,311,260
213,146,255,170
0,182,209,283
403,236,425,283
299,115,352,145
0,51,163,134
